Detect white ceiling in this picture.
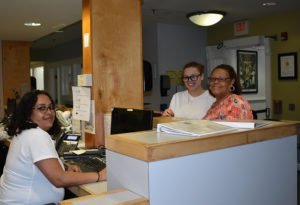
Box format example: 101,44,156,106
1,0,300,48
0,0,82,42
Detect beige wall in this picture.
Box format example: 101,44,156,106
207,10,300,120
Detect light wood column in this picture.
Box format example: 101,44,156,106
82,0,143,148
2,41,30,106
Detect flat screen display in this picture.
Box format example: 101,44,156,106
110,107,153,134
66,134,80,141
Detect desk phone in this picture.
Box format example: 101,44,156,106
56,132,81,156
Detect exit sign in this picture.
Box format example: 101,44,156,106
234,20,249,36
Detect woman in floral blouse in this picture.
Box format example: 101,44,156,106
202,64,253,120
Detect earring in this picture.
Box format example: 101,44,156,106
230,85,235,92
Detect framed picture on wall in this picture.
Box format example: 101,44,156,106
278,52,298,80
237,50,258,93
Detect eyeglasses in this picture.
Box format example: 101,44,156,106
182,74,201,82
208,77,231,83
33,104,56,113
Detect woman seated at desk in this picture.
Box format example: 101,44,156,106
0,90,106,205
203,64,253,120
162,61,215,119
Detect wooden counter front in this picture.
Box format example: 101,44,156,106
106,120,297,162
106,120,297,205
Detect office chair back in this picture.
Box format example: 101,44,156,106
252,108,270,120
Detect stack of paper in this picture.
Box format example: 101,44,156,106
213,121,272,129
81,181,107,194
157,120,236,137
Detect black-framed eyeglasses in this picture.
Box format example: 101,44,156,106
208,77,231,83
32,104,56,113
182,74,201,82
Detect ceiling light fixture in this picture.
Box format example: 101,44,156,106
24,22,41,27
186,10,226,26
262,2,277,6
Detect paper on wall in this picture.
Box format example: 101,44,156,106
72,86,91,121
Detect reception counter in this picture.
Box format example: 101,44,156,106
105,120,297,205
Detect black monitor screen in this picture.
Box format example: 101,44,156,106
110,107,153,134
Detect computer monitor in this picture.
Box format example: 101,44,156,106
110,107,153,134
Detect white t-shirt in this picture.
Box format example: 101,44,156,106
169,90,215,119
0,127,64,205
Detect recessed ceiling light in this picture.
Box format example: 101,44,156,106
262,2,277,6
24,22,41,27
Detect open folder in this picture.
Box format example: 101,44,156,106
157,120,236,137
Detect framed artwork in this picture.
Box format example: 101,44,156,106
278,52,298,80
237,50,258,93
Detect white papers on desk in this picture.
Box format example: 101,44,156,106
72,86,91,121
80,181,107,194
71,150,87,155
157,120,236,137
72,190,142,205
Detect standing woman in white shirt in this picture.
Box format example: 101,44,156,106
162,62,215,119
0,90,106,205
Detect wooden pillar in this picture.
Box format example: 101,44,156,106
82,0,143,148
2,41,30,106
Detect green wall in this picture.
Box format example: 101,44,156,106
207,10,300,120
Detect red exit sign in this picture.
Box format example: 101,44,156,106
234,20,249,36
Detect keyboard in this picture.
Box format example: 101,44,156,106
63,148,106,159
65,156,106,172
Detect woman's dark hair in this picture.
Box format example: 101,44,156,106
211,64,242,95
182,61,205,77
5,90,61,137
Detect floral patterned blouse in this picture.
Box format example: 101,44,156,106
202,94,253,120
